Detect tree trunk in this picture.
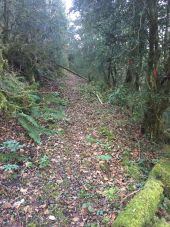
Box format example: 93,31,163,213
142,0,161,138
3,0,9,44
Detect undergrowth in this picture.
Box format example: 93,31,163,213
0,50,66,143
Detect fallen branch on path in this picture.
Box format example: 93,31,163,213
56,64,88,81
96,93,103,104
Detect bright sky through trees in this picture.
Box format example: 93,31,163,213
63,0,73,13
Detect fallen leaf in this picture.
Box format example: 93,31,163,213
2,202,12,209
48,215,56,221
20,188,28,194
111,213,116,223
44,209,49,215
72,217,79,222
13,199,25,208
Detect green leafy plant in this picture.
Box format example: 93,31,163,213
97,155,112,161
85,134,97,144
1,164,19,171
82,202,95,212
100,127,114,141
39,155,50,168
0,140,24,152
79,190,94,199
122,150,143,180
31,106,65,122
109,86,129,107
18,113,54,144
43,92,67,106
25,161,33,168
103,186,118,201
102,216,110,224
100,143,112,150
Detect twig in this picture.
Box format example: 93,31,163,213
96,93,103,104
120,189,140,204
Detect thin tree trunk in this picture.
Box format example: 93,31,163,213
3,0,9,44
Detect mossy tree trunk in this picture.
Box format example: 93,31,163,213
143,92,169,139
142,0,170,139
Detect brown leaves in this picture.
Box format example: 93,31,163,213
2,202,12,209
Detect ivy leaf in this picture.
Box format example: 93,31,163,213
97,155,112,161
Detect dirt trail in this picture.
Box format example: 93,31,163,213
1,73,153,226
48,73,139,226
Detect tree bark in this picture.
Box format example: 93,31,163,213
3,0,9,44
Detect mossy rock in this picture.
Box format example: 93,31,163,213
112,179,163,227
150,160,170,196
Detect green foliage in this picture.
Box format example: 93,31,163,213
109,87,129,107
100,142,112,151
109,86,147,121
82,202,95,213
79,190,94,199
18,113,54,144
39,155,50,168
43,92,67,106
0,73,40,114
1,164,19,171
97,155,112,161
150,160,170,196
102,216,110,224
103,186,118,201
0,140,24,152
0,152,20,163
100,127,114,141
85,134,96,144
31,106,65,122
0,92,7,111
122,150,142,181
25,161,33,168
127,162,143,181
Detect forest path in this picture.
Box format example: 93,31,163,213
1,73,149,227
46,73,141,226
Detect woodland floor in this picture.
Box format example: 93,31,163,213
0,74,165,226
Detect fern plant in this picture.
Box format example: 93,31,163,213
0,92,8,111
39,155,50,168
1,164,19,171
43,92,67,106
18,113,54,144
0,140,24,152
31,106,65,122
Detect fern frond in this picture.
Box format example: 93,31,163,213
18,113,55,144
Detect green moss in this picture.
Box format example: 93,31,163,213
152,217,170,227
52,207,68,225
127,163,142,181
112,179,163,227
150,160,170,196
122,150,142,181
42,182,59,200
154,221,170,227
27,223,37,227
